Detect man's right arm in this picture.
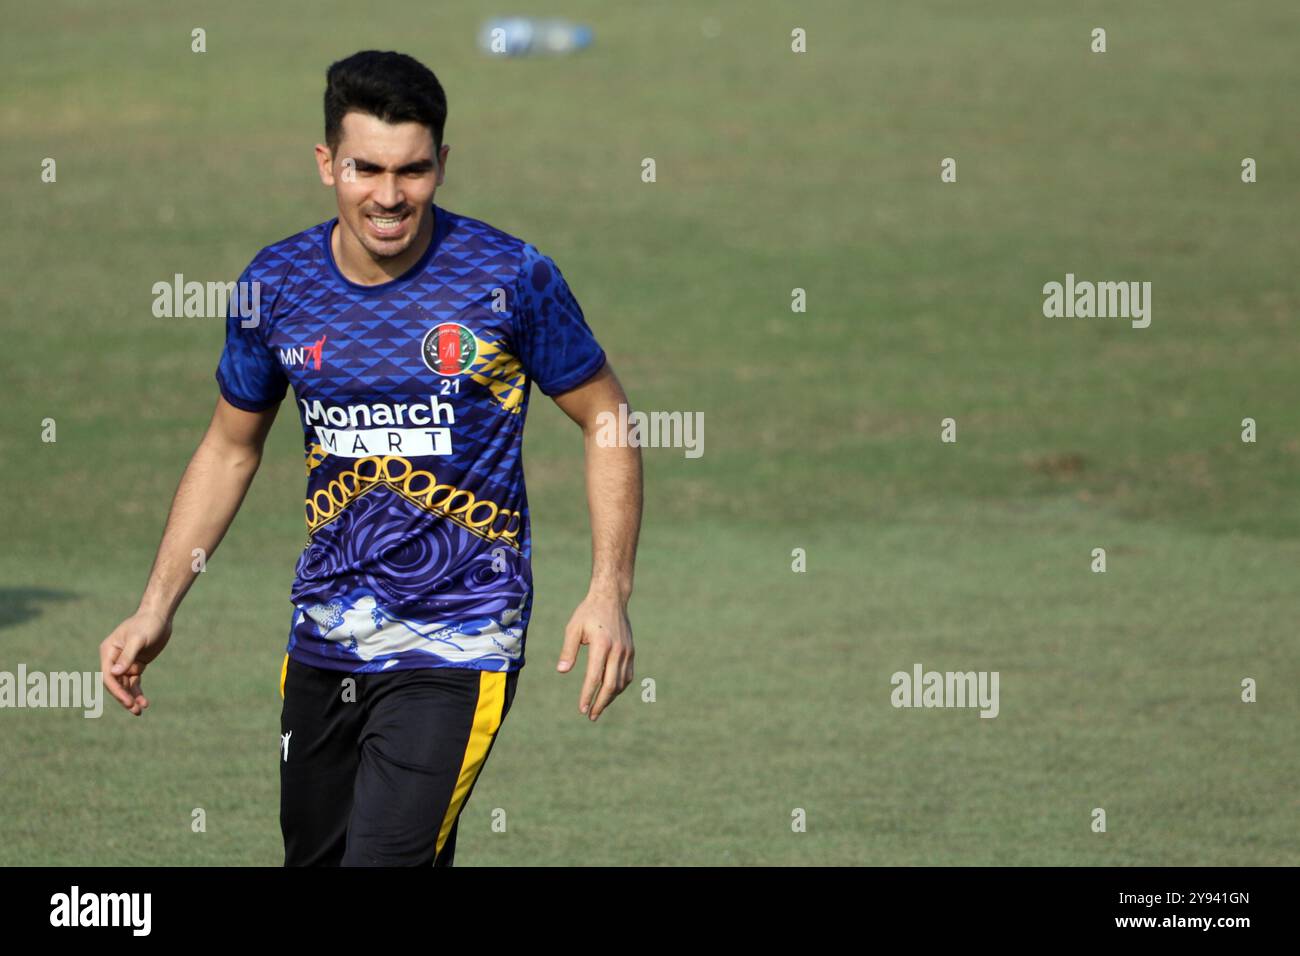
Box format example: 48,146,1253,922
99,395,279,715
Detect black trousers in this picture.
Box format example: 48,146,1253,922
278,654,519,866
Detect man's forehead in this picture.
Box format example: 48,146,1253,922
337,111,435,158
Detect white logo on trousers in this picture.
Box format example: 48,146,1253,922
281,730,292,762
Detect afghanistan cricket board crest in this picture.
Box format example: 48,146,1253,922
421,322,478,376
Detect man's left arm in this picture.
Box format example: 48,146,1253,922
550,361,643,722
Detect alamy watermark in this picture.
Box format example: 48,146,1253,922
151,273,261,327
0,665,103,718
1042,273,1151,328
594,403,703,458
50,886,150,935
890,663,999,718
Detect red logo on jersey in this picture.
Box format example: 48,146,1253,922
303,335,327,370
438,325,461,373
278,335,327,371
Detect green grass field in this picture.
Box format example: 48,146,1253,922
1,0,1297,865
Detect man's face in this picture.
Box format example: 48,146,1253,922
315,111,448,261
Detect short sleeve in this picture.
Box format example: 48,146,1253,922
512,244,606,396
214,264,288,411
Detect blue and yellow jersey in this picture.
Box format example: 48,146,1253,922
216,204,606,673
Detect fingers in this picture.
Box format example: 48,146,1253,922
110,636,139,676
579,634,608,716
556,618,583,674
621,650,635,695
126,674,149,715
112,664,147,715
107,669,147,715
100,632,148,716
100,636,136,711
618,627,635,690
586,650,621,721
588,639,633,721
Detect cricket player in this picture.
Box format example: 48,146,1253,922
98,50,642,866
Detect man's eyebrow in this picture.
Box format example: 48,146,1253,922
349,157,436,173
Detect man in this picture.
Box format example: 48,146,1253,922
98,50,642,866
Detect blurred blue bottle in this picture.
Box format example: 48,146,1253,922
478,18,593,56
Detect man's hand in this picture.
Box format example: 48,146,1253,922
99,610,172,716
557,593,634,721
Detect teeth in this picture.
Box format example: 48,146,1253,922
371,215,403,227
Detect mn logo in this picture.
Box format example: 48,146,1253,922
421,322,477,376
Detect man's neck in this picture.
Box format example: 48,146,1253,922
331,205,435,286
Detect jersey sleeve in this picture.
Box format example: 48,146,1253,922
512,244,606,396
214,263,288,411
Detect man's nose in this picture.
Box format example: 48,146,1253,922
374,173,404,209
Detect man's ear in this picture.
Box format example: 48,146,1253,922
436,144,450,186
315,143,336,186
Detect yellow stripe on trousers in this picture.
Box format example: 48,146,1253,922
435,670,508,859
280,653,289,700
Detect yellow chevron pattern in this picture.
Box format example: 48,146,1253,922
468,337,527,414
